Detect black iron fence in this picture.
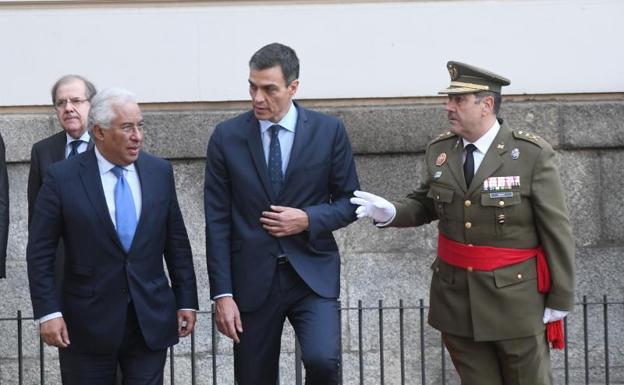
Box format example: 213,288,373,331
1,296,622,384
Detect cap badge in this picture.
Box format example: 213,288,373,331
511,148,520,160
436,153,447,166
448,65,459,80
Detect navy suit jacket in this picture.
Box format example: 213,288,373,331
204,103,359,312
27,149,198,354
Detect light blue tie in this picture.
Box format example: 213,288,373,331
111,166,137,252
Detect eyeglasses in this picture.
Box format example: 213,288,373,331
111,122,146,134
55,97,90,110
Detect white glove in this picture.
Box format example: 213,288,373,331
543,307,568,323
350,190,396,223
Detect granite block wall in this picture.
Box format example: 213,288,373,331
0,97,622,384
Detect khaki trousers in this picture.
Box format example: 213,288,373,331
442,331,552,385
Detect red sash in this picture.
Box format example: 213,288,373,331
437,234,564,349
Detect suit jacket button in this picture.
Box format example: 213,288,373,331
121,288,128,294
465,222,472,229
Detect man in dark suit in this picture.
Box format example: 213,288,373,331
204,43,359,385
28,74,96,225
28,75,96,289
0,133,8,279
27,88,198,385
352,62,575,385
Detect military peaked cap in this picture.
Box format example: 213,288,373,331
439,61,511,95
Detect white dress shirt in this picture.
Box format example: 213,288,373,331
462,119,500,176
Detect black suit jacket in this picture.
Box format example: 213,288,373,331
204,103,359,312
27,149,198,354
0,134,9,278
27,131,94,225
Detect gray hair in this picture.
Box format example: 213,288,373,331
88,88,137,131
51,74,97,104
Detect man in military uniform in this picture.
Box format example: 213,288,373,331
351,61,575,385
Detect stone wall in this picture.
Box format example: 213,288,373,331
0,97,622,384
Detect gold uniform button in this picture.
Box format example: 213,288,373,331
498,200,505,206
465,222,472,229
517,273,523,280
436,195,440,200
464,200,472,207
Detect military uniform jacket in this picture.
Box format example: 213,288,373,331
391,122,575,341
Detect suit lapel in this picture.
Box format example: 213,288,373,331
444,136,467,193
245,115,274,200
52,131,67,162
131,153,151,253
467,125,512,195
283,104,309,187
79,150,124,251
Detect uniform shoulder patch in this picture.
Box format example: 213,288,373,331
430,131,456,144
512,130,546,147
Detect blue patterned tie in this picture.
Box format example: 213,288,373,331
68,140,83,158
268,125,283,195
111,166,137,252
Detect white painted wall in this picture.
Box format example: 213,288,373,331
1,0,622,106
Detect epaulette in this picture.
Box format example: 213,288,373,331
512,130,545,147
430,131,456,144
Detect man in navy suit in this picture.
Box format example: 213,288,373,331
27,88,198,385
204,43,360,385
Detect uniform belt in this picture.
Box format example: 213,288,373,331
276,255,289,265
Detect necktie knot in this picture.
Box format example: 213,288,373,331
465,143,477,154
111,166,125,179
270,125,281,138
68,140,83,158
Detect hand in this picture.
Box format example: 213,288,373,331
40,317,70,348
543,307,569,323
215,296,243,343
350,190,396,223
177,310,197,337
260,205,309,237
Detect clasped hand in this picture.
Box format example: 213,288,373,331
350,190,396,223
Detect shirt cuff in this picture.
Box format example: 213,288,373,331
38,312,63,324
213,293,233,300
178,308,197,312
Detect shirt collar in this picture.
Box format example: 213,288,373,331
463,119,500,154
259,102,298,134
66,131,90,145
94,146,136,175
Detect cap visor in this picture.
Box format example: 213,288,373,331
438,86,481,95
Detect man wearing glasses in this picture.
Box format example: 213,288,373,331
27,88,198,385
28,74,96,226
27,75,97,383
